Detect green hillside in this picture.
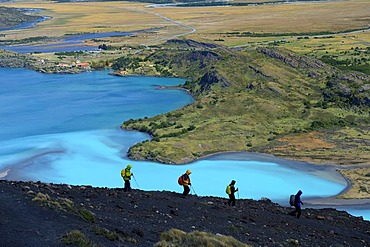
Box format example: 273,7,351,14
120,40,370,165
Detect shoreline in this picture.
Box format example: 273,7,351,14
0,169,11,178
197,151,370,208
1,151,369,210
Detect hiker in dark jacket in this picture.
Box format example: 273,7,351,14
289,190,304,218
182,170,192,196
227,180,238,206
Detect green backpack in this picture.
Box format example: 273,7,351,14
226,185,231,195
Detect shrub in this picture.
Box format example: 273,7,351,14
62,230,98,247
92,227,119,241
79,208,96,223
154,229,249,247
359,186,368,193
187,125,196,131
32,192,61,208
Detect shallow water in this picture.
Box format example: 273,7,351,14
345,209,370,221
0,68,368,219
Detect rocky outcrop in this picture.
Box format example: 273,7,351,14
185,50,222,65
165,39,218,49
324,76,370,108
0,7,39,29
258,47,327,70
198,70,230,92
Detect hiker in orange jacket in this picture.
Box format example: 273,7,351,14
181,170,191,196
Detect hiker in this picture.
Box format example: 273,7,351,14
121,164,133,192
180,170,192,196
289,190,304,218
226,180,238,206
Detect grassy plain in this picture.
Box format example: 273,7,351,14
0,1,186,43
2,0,369,72
154,1,370,34
1,0,369,199
2,0,369,45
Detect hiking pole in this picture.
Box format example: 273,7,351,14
190,185,197,196
237,190,240,200
132,174,140,189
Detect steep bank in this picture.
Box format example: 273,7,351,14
1,180,369,246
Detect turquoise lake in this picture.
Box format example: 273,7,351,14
0,68,368,220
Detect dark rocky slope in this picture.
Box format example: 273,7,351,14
1,180,369,246
0,7,39,29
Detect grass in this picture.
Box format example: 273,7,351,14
154,229,250,247
92,226,139,244
2,0,369,45
156,1,370,34
338,167,370,199
62,230,100,247
32,192,96,223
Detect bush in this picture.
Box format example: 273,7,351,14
92,227,119,241
79,208,96,223
62,230,98,247
154,229,249,247
187,125,196,131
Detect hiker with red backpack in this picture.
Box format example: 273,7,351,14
226,180,238,206
178,170,192,196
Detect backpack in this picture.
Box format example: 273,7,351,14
178,175,184,186
289,194,295,206
226,185,231,195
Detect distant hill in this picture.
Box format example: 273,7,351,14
0,7,39,29
54,0,326,6
120,40,370,165
1,180,369,246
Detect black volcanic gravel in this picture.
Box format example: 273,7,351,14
1,180,370,246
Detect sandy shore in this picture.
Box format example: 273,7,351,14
0,169,11,178
304,197,370,208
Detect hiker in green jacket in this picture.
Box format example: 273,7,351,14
121,164,133,192
226,180,238,206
